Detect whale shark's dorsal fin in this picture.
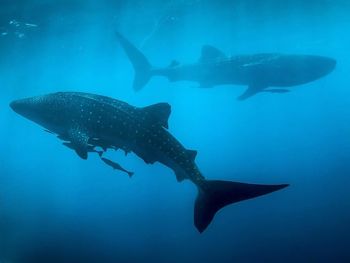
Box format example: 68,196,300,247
187,149,197,161
168,60,180,68
200,45,226,62
142,103,171,129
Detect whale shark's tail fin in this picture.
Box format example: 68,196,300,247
194,180,288,233
116,32,152,91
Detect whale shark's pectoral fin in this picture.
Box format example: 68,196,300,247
237,85,265,101
67,127,90,160
63,142,104,157
141,103,171,129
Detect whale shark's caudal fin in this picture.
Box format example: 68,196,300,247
194,180,288,233
116,32,152,91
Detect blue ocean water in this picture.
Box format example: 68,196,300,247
1,0,350,262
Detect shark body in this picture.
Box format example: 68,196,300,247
10,92,288,232
116,32,336,100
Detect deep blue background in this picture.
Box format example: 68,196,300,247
1,0,349,262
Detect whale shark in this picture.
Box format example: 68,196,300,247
116,32,336,100
10,92,288,232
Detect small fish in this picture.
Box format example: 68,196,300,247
9,20,20,27
101,157,134,177
25,23,38,28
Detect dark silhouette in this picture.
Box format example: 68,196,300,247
10,92,288,232
116,32,336,100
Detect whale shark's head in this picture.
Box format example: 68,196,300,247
11,95,50,121
273,55,336,87
10,93,69,132
312,56,337,78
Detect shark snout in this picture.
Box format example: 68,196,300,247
323,57,336,73
317,56,336,76
10,100,20,112
328,58,337,72
9,99,26,115
9,97,38,118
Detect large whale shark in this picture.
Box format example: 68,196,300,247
10,92,288,232
116,32,336,100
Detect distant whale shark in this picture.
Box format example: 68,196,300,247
10,92,288,232
116,32,336,100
